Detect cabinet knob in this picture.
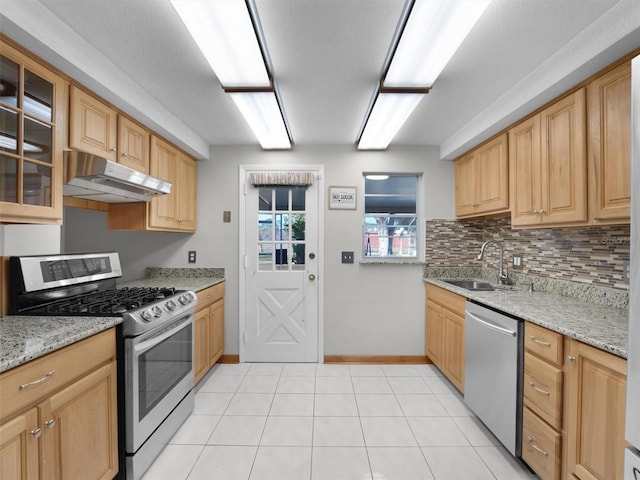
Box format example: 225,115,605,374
110,147,116,152
567,355,576,362
44,419,56,429
30,428,42,438
121,152,129,157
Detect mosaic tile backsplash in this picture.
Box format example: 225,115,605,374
425,216,630,291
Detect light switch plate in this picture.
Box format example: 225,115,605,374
341,251,354,264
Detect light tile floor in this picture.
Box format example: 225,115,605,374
141,363,539,480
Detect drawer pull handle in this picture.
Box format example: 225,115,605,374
528,380,550,396
19,370,56,390
529,336,551,348
30,428,42,439
44,419,56,429
527,435,548,456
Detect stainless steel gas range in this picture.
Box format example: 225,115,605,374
9,252,197,480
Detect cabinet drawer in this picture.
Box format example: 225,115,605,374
426,284,466,317
522,407,562,480
196,282,225,310
0,329,115,421
525,322,564,366
524,352,563,429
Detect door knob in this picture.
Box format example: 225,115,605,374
308,274,316,281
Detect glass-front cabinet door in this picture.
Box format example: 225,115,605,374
0,39,65,224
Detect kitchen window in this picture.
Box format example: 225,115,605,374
362,173,422,261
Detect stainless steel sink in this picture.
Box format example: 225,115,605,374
443,279,495,291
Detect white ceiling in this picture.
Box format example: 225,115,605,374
2,0,640,160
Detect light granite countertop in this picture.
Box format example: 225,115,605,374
0,316,122,373
0,269,225,373
425,277,629,359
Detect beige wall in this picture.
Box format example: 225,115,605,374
64,144,454,356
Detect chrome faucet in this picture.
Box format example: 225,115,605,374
477,240,508,285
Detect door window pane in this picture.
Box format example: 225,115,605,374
291,186,306,211
255,183,308,272
291,214,305,241
258,187,273,210
258,213,273,241
258,244,273,271
24,69,52,122
0,155,18,203
24,116,52,163
275,213,289,240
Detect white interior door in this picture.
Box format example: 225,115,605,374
241,170,320,362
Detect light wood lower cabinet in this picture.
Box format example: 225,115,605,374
424,284,465,392
0,329,118,480
522,322,564,480
564,338,627,480
194,282,225,384
0,408,39,480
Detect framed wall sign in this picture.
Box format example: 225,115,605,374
329,186,357,210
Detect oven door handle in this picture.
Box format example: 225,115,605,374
134,315,193,354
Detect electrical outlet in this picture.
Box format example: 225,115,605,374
623,261,630,284
188,251,196,264
512,255,522,269
341,251,354,264
223,211,231,223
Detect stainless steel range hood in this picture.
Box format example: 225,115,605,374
63,151,171,203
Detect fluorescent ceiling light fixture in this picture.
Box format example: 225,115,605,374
385,0,491,88
171,0,270,87
229,91,291,149
358,92,424,150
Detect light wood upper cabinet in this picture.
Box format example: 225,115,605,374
69,85,117,161
455,133,509,218
69,86,151,174
148,135,197,231
510,88,587,227
0,40,65,225
588,61,631,223
0,329,118,480
424,284,465,392
108,135,197,232
564,338,627,480
118,116,150,173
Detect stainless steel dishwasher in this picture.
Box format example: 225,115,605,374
464,301,523,457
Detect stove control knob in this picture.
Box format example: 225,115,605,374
141,309,154,321
165,299,177,311
152,305,163,317
178,294,191,305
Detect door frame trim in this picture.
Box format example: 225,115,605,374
238,164,325,363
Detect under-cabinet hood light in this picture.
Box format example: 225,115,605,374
171,0,292,149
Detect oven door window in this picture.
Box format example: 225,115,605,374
137,324,192,420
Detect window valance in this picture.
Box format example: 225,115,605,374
249,171,315,186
